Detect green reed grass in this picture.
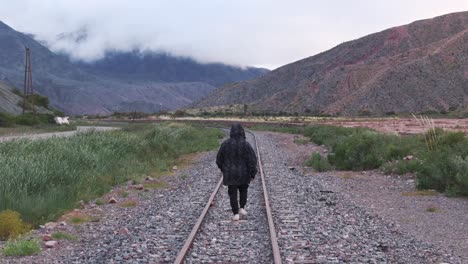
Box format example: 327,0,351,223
0,124,223,226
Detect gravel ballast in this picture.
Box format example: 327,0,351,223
0,130,463,263
256,132,462,263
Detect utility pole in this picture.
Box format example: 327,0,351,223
22,47,35,114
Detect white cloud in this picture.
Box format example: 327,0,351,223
0,0,467,69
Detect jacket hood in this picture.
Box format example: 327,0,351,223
230,124,246,139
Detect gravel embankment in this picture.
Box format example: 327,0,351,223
256,132,462,263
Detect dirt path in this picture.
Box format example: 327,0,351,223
267,131,468,261
0,126,119,143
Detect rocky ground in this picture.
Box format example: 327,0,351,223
0,130,465,263
270,131,468,262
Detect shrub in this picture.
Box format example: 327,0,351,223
449,156,468,195
305,153,332,172
173,110,186,117
330,132,382,170
11,88,23,97
0,112,15,127
2,237,40,256
15,113,55,126
382,159,423,175
30,94,49,109
53,109,65,117
302,125,360,147
417,151,468,195
15,113,39,126
0,210,30,240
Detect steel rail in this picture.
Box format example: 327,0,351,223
173,128,282,264
246,129,282,264
173,177,223,264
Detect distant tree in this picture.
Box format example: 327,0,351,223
0,112,15,127
174,110,186,117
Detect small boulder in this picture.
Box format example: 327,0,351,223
42,234,52,241
288,166,295,171
172,165,178,171
45,241,58,248
403,155,414,161
145,176,154,181
44,222,58,230
134,184,144,190
119,227,129,235
127,180,137,186
108,197,117,204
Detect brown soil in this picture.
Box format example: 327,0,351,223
319,117,468,135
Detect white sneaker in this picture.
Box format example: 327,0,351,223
239,208,247,216
232,214,240,221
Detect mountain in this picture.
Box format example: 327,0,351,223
75,51,269,87
0,21,268,115
195,12,468,115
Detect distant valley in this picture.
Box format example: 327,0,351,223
0,21,268,115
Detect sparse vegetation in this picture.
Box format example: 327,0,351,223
1,237,41,256
304,153,332,172
94,199,104,206
120,200,137,208
143,181,167,189
293,138,309,145
0,124,223,226
0,210,31,240
52,232,77,241
70,215,91,224
255,124,468,196
425,206,439,213
119,191,130,198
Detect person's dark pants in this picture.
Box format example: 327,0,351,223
228,184,249,215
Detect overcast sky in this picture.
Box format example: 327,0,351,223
0,0,467,69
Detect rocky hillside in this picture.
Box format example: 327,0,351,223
195,12,468,115
0,21,267,115
0,80,22,114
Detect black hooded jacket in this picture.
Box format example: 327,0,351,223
216,124,258,186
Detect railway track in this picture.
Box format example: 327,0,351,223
173,129,282,264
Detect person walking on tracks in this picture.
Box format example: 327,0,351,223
216,124,258,221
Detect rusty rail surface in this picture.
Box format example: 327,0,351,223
173,129,282,264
